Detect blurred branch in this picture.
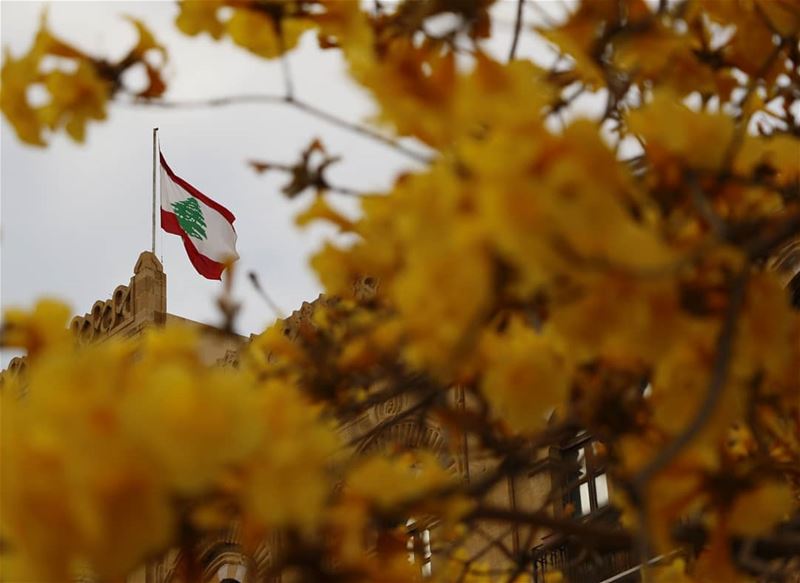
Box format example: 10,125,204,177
288,97,432,164
346,388,437,449
248,271,286,319
468,506,633,551
249,143,366,198
631,269,749,557
127,94,433,165
508,0,525,62
526,0,561,29
633,270,747,485
688,173,727,238
278,27,295,101
720,39,787,172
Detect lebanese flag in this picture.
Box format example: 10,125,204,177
159,152,238,280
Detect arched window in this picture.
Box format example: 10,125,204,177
356,417,455,578
213,562,247,583
202,545,250,583
789,271,800,309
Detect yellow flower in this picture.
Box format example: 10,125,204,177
648,558,695,583
125,328,261,496
392,237,492,373
613,23,689,79
1,14,159,145
310,242,372,299
548,276,685,364
240,379,340,534
175,0,226,39
122,362,261,495
2,339,175,580
346,451,455,513
142,322,198,358
480,319,570,434
736,134,800,189
40,60,110,142
727,480,797,537
176,1,313,59
539,28,605,89
126,17,166,60
0,47,46,146
650,329,743,445
226,8,312,59
296,195,355,232
698,0,783,78
2,299,72,356
346,34,456,147
535,0,647,90
755,0,800,36
734,273,800,386
627,90,736,173
474,119,673,297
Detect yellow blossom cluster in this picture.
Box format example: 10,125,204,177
2,298,480,582
293,1,800,578
175,1,315,59
1,15,166,145
1,302,341,581
2,0,800,581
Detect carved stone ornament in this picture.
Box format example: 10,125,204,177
770,237,800,283
217,349,240,368
67,251,165,344
357,419,455,470
352,275,379,301
374,394,406,421
70,284,134,343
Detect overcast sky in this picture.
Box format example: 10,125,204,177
1,1,567,367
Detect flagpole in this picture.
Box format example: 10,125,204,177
152,127,159,254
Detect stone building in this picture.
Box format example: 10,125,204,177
2,251,630,583
27,244,800,583
2,252,242,378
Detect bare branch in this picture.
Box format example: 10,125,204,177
248,271,286,319
631,269,749,560
634,272,747,488
468,506,633,551
126,94,433,165
278,28,295,101
508,0,525,62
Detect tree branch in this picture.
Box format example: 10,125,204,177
468,506,633,551
126,94,433,165
633,270,748,489
278,28,295,101
508,0,525,62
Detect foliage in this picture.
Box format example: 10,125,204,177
0,13,166,145
2,1,800,582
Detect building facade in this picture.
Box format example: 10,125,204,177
1,251,650,583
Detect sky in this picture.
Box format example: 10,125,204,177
0,0,569,367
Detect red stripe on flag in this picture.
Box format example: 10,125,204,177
161,210,226,280
159,152,236,224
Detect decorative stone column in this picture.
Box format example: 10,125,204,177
132,251,167,330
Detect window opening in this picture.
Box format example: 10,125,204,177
406,518,433,577
562,438,609,517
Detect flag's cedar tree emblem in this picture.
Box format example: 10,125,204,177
171,197,207,240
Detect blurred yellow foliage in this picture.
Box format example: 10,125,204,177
0,15,165,145
2,0,800,581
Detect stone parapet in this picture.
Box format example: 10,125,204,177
69,251,167,343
